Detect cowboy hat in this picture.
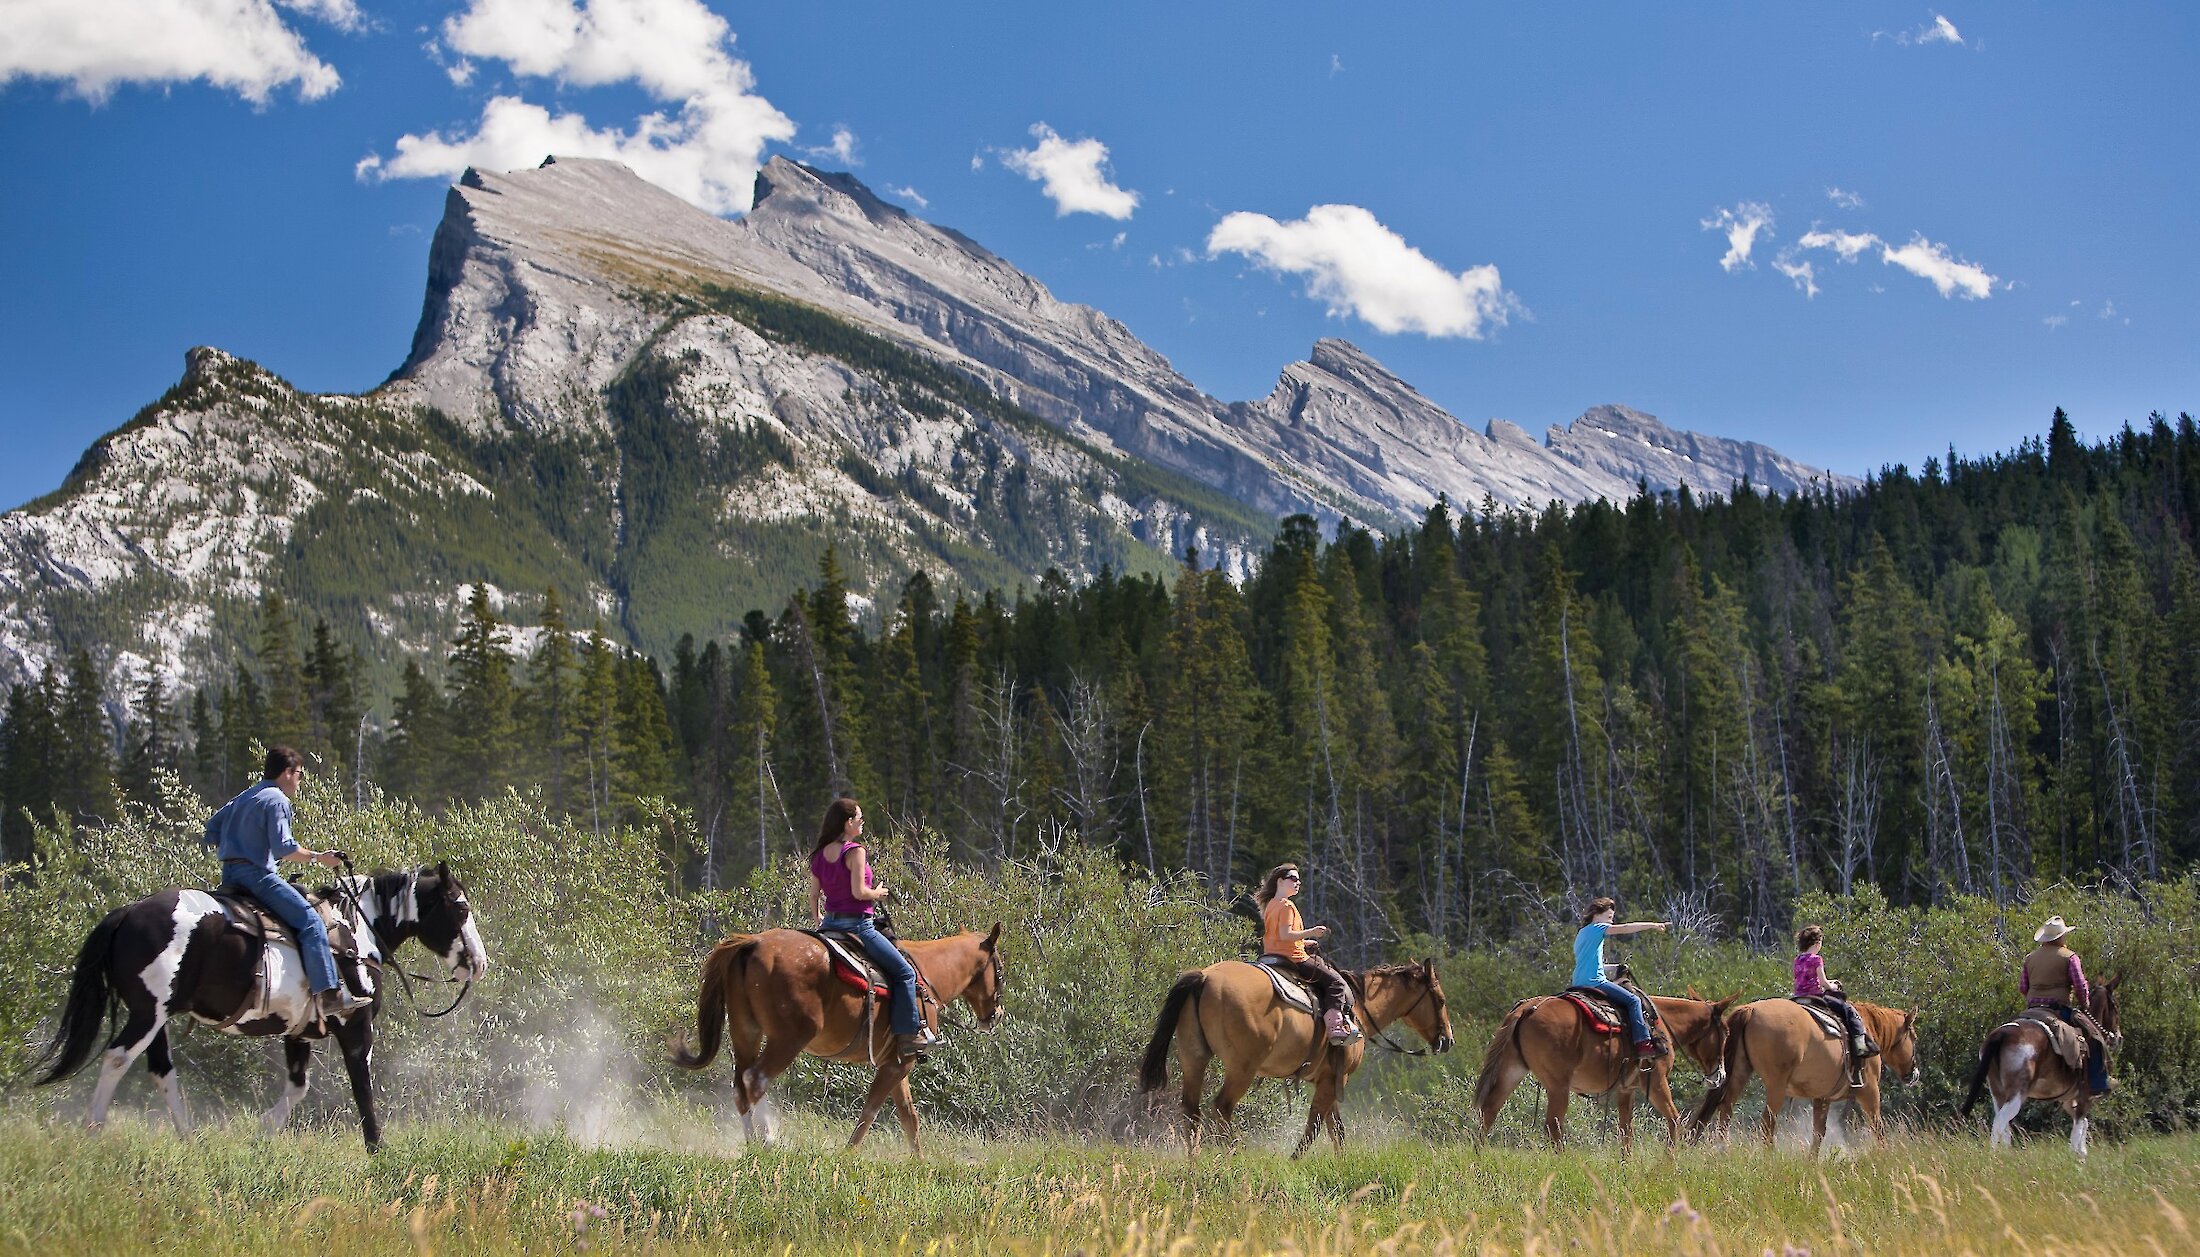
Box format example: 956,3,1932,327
2034,915,2074,943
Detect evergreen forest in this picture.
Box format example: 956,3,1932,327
7,409,2199,961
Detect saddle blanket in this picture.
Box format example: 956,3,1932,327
211,888,359,959
2015,1007,2088,1072
808,930,891,998
1252,956,1321,1015
1788,996,1847,1039
1557,984,1662,1036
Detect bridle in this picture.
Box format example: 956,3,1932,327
936,942,1005,1034
1348,968,1444,1057
331,861,475,1019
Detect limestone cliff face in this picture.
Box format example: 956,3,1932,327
1,154,1852,696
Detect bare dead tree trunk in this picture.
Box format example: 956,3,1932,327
2093,637,2159,880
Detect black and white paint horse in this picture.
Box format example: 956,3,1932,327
36,861,487,1150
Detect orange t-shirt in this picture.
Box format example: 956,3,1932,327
1263,897,1308,962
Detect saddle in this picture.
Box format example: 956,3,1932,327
207,884,362,1030
805,929,894,999
2016,1007,2091,1073
1252,955,1323,1016
1788,995,1849,1039
1558,978,1661,1037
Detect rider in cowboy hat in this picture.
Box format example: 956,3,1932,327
2021,914,2112,1096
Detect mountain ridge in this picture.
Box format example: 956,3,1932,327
1,155,1853,701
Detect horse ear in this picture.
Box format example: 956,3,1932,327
1716,992,1740,1014
983,922,1002,950
1421,956,1435,976
1904,1008,1919,1027
2108,971,2124,990
436,859,450,880
1687,984,1700,1000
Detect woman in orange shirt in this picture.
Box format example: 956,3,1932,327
1254,863,1356,1044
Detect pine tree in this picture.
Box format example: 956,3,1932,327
305,619,362,786
118,671,177,807
523,587,580,816
385,659,448,805
1,680,59,859
731,637,781,870
445,583,517,802
52,649,119,827
257,592,310,749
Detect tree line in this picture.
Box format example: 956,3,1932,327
6,409,2198,960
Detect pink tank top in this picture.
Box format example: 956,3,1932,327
810,841,873,916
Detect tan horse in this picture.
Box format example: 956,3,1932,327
1472,990,1737,1154
1960,974,2122,1157
1688,999,1919,1155
670,924,1004,1153
1138,959,1454,1157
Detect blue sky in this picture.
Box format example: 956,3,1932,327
2,2,2194,511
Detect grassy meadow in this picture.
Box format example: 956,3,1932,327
3,1107,2197,1256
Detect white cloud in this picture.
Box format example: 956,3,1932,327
1879,233,1996,299
806,124,858,167
1329,53,1344,77
969,153,984,172
1206,203,1518,339
1001,123,1139,219
1826,187,1865,210
359,0,795,215
885,184,927,208
1877,14,1964,46
1773,253,1819,299
1797,228,1881,262
2098,300,2117,319
2043,314,2069,330
1701,202,1774,272
0,0,347,104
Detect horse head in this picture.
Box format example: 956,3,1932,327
1677,988,1741,1087
958,922,1007,1031
362,861,489,981
2093,971,2125,1048
1882,1007,1922,1085
1367,960,1452,1052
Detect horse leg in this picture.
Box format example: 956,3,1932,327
144,1027,192,1137
1325,1070,1350,1151
891,1077,922,1156
2068,1098,2090,1159
1542,1084,1572,1150
1211,1067,1256,1150
334,1013,382,1152
740,1028,812,1145
263,1037,314,1133
1809,1100,1830,1158
1614,1088,1635,1159
87,1003,164,1130
1293,1076,1338,1159
1759,1076,1787,1149
1176,1050,1210,1156
1644,1065,1682,1151
848,1062,911,1151
1856,1078,1885,1148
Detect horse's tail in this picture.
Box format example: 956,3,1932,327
36,908,125,1086
1471,1001,1530,1115
671,936,756,1071
1138,970,1206,1093
1689,1005,1751,1128
1960,1023,2009,1117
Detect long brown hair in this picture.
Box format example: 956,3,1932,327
812,796,861,855
1253,863,1300,912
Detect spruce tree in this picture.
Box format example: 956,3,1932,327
445,583,517,802
523,587,580,816
257,592,310,749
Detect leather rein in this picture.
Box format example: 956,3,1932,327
1347,969,1439,1057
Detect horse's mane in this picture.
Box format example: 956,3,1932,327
1354,962,1428,982
1850,999,1909,1040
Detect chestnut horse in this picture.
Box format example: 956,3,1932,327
1138,959,1454,1157
670,924,1004,1153
1472,990,1737,1153
1687,999,1919,1155
1960,974,2122,1157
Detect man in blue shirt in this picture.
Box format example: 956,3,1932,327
205,746,372,1023
1572,896,1669,1058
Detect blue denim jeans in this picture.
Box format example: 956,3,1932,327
1584,979,1653,1043
223,865,340,993
2046,1005,2112,1094
822,913,922,1035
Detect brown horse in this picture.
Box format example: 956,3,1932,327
1960,974,2122,1157
1471,989,1737,1154
1687,999,1919,1155
1138,959,1454,1156
670,924,1004,1153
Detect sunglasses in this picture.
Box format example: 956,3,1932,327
1281,872,1301,881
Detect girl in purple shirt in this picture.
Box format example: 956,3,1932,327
1794,925,1878,1085
808,796,940,1062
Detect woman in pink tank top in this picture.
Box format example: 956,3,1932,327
807,796,940,1060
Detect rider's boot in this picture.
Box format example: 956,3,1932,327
1322,1008,1356,1045
314,985,372,1031
1850,1032,1881,1058
1634,1037,1668,1059
894,1026,943,1064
